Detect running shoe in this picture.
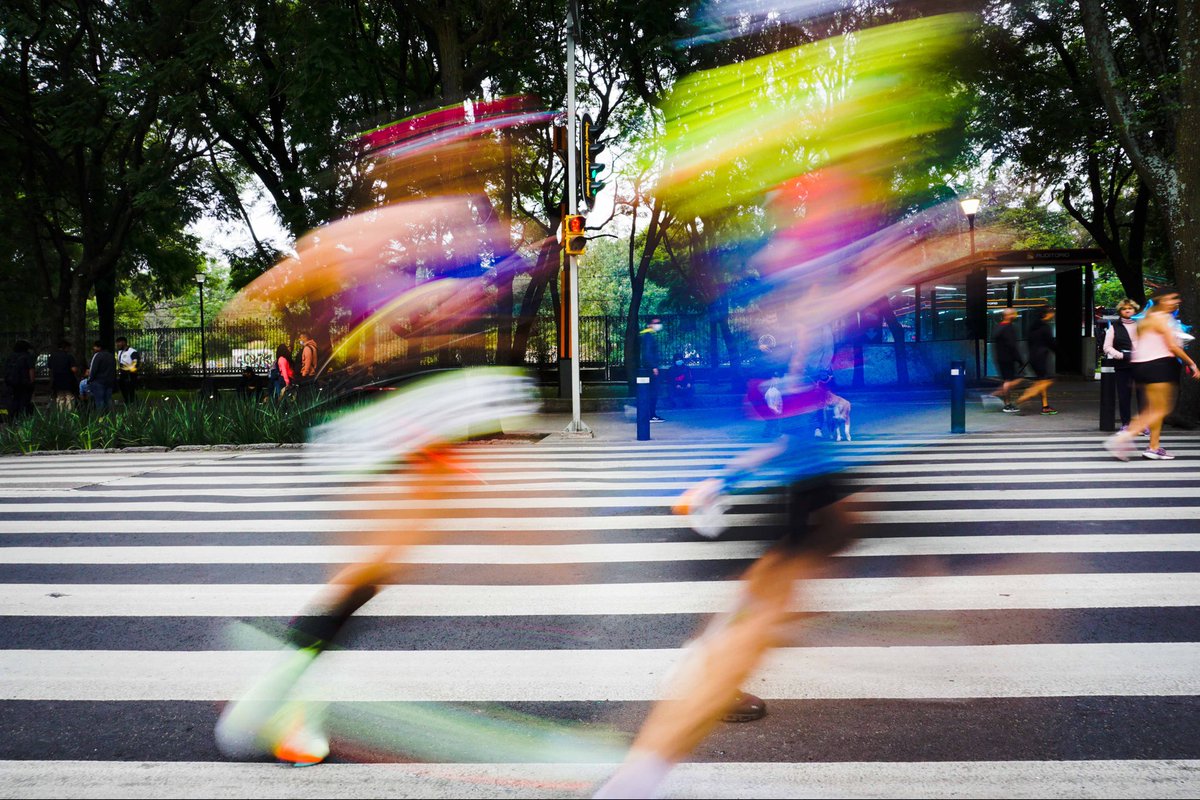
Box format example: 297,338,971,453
1041,406,1058,415
1001,405,1020,413
1103,432,1135,461
1141,428,1151,437
1118,425,1129,433
673,478,729,539
1142,447,1176,460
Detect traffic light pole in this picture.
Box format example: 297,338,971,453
562,1,591,436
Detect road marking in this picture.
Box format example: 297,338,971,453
0,759,1195,799
1,534,1195,565
2,642,1197,701
2,573,1195,616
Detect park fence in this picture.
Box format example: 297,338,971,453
1,314,762,381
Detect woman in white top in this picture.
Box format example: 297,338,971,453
1104,287,1199,460
1102,298,1141,431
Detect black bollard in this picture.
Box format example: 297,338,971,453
1099,364,1116,431
636,372,651,441
950,360,966,434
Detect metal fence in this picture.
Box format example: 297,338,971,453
3,314,771,380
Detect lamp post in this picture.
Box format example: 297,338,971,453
195,273,209,390
960,197,980,255
960,197,983,378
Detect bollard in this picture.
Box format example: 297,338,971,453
636,372,651,441
950,360,966,434
1099,365,1116,431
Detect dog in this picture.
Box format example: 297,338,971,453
827,392,851,441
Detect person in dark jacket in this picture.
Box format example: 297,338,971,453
1102,298,1143,432
989,307,1023,412
4,340,36,420
85,341,116,412
1017,307,1058,414
639,316,665,422
47,339,79,408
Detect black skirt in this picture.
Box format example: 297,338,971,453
1133,357,1180,385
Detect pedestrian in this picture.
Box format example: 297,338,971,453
1102,298,1143,432
1016,307,1057,414
114,336,141,406
989,307,1022,412
665,352,695,408
47,339,79,409
639,316,665,422
215,369,537,765
270,344,295,401
4,340,36,420
1104,287,1200,460
296,332,318,397
84,341,116,412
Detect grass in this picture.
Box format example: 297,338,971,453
0,394,332,454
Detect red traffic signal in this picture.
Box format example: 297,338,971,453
563,214,587,255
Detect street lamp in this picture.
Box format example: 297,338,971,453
960,197,980,255
195,273,208,389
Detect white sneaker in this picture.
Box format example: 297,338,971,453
1142,447,1175,460
1104,433,1135,461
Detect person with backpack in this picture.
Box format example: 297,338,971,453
115,336,141,406
84,341,116,412
4,340,36,420
270,343,295,401
296,332,318,398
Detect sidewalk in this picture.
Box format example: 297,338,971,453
515,378,1117,443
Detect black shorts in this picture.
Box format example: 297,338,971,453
776,473,854,556
1030,353,1052,379
998,360,1019,381
1133,357,1180,385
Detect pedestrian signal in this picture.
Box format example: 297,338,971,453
563,214,587,255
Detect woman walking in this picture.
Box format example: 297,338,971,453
271,344,295,401
1104,288,1199,460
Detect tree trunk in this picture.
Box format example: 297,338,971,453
1169,0,1200,425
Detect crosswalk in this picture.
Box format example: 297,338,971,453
1,434,1199,798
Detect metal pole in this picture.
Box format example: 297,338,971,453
563,0,591,436
198,281,208,386
950,360,966,433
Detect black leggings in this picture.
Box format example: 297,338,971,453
1114,369,1143,426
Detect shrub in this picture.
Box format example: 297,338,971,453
0,393,331,454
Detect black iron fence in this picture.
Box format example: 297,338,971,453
3,314,765,380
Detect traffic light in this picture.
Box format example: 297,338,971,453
563,214,587,255
580,113,606,209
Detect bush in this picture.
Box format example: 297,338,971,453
0,394,332,454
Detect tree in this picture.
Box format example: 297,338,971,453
0,0,212,353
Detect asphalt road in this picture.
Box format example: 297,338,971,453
1,428,1198,798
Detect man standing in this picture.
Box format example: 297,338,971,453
990,308,1023,413
4,340,36,420
85,341,116,412
47,340,78,409
639,316,665,422
115,337,141,406
297,333,318,398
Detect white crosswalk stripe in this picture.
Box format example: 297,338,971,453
1,433,1198,798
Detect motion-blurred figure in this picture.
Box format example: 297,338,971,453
1104,287,1199,460
215,369,537,765
990,307,1023,413
1016,307,1057,414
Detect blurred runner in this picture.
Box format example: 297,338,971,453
215,368,537,765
